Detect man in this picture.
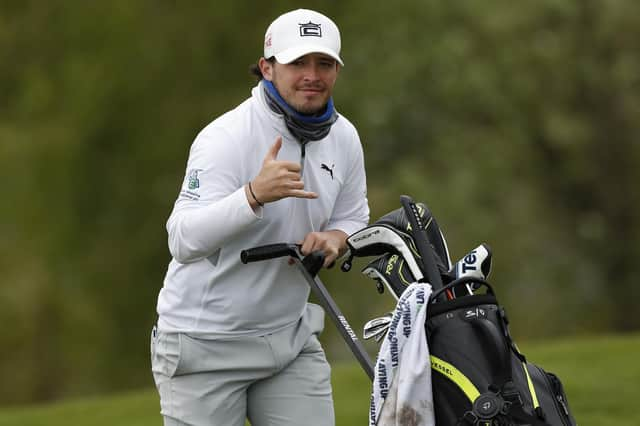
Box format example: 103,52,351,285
151,8,369,426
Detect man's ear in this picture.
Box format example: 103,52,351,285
258,57,274,81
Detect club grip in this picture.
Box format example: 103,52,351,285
240,243,298,264
400,195,444,289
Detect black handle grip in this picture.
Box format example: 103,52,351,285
400,195,444,289
240,243,298,264
302,251,325,277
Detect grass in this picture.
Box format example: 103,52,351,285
0,333,638,425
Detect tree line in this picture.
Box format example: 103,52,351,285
0,0,638,404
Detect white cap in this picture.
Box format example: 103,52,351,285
264,9,343,66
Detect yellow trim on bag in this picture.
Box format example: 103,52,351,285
430,356,481,402
522,362,540,409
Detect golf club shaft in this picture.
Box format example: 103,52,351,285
295,256,374,381
241,244,375,381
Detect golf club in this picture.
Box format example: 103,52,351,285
363,313,393,342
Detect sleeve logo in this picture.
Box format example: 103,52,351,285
187,169,202,190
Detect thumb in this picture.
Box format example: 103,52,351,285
264,137,282,162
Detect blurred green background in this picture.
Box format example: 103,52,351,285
1,0,638,411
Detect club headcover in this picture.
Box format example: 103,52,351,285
439,243,493,296
362,253,417,299
346,224,426,280
374,202,452,270
451,243,492,280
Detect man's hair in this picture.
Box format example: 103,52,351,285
249,57,275,82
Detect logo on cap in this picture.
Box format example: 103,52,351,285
299,21,322,37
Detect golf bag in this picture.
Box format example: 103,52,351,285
425,279,576,425
344,196,576,426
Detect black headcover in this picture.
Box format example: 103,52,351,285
361,253,416,298
375,202,451,270
360,202,452,298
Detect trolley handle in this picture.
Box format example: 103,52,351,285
241,243,326,277
240,243,300,264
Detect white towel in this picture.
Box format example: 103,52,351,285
370,283,435,426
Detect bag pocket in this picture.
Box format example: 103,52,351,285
527,363,576,426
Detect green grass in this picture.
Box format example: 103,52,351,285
0,333,638,425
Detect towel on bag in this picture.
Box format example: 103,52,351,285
370,283,435,426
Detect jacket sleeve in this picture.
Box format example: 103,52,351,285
326,129,370,235
166,127,261,263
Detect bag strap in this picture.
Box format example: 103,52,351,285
429,277,528,364
470,317,512,388
429,277,494,303
507,403,551,426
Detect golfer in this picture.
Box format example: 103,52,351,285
151,8,369,426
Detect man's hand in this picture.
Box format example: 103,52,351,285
299,230,349,268
248,137,318,209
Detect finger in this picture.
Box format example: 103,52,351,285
300,233,321,256
322,245,340,268
324,257,337,269
276,161,301,173
282,171,302,183
322,251,336,268
264,137,283,162
299,238,313,256
286,180,305,190
289,190,318,199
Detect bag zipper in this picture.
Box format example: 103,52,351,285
533,365,571,426
547,372,571,418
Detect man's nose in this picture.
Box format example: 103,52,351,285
302,64,320,81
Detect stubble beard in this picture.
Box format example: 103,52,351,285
295,100,327,115
271,77,329,115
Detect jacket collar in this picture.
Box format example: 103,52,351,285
252,81,296,143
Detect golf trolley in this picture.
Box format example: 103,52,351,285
242,195,576,426
241,242,376,381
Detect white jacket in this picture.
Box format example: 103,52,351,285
156,82,369,336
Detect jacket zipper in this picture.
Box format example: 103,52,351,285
299,140,308,177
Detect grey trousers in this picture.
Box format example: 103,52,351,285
151,304,335,426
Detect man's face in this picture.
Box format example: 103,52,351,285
260,53,340,114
